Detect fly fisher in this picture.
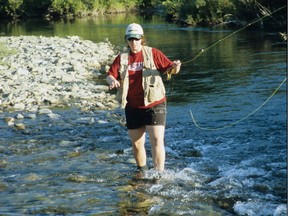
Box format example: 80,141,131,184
106,23,181,174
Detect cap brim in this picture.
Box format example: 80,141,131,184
126,34,142,40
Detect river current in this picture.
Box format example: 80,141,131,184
0,14,287,215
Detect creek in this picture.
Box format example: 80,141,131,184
0,13,286,215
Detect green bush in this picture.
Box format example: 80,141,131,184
162,0,286,29
22,0,52,17
162,0,182,21
163,0,235,25
0,0,285,30
3,0,24,17
51,0,87,17
232,0,286,29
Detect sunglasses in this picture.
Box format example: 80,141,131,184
127,38,141,42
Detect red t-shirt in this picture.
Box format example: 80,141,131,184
108,48,174,108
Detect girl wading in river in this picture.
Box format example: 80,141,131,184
106,23,181,173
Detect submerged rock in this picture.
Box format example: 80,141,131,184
14,123,26,130
4,117,14,125
23,173,41,181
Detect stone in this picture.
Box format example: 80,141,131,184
4,117,14,125
15,113,24,119
23,173,41,181
26,113,37,119
47,113,60,119
13,103,25,111
38,108,53,115
97,120,109,124
14,123,26,130
16,67,29,76
0,159,8,168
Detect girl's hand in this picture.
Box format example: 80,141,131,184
106,75,120,90
173,60,181,74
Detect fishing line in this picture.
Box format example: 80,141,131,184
165,4,286,129
181,4,287,65
190,77,286,131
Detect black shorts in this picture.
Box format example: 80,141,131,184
125,101,167,129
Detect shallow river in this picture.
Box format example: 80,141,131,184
0,13,286,215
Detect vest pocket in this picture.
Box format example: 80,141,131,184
147,76,165,103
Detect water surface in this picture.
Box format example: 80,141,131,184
0,13,286,215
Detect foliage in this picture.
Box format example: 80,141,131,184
51,0,87,17
137,0,164,9
22,0,52,17
231,0,287,29
0,0,52,18
0,0,286,30
162,0,182,21
1,0,24,18
163,0,235,25
49,0,139,17
0,0,139,18
161,0,286,29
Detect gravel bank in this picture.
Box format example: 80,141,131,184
0,35,119,113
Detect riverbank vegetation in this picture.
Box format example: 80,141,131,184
163,0,286,28
0,0,286,30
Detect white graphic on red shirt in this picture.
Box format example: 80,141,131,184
128,62,143,71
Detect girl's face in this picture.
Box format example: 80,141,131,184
127,38,142,53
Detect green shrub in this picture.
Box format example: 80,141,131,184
163,0,235,25
4,0,24,18
51,0,87,17
162,0,182,21
232,0,286,29
22,0,52,17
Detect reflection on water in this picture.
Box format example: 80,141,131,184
0,14,286,215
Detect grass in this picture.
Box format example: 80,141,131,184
0,42,17,65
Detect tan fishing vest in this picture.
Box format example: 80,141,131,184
116,46,166,108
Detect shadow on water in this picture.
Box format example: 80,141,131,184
0,13,286,215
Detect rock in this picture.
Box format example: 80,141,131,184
67,174,89,182
95,102,105,109
4,117,14,125
71,83,80,92
62,74,75,82
13,103,25,111
38,108,53,115
15,113,24,119
127,158,136,164
14,123,26,130
97,119,109,124
26,113,37,119
16,67,29,76
47,113,60,119
23,173,41,181
0,181,8,192
0,159,8,168
75,117,95,124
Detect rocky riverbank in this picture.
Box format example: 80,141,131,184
0,35,125,129
0,35,119,113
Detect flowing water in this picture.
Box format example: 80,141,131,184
0,14,286,215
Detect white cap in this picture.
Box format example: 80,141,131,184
125,23,144,40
